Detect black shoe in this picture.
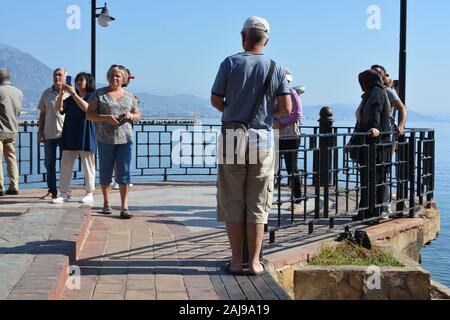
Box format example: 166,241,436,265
6,189,19,195
120,209,133,219
0,190,4,196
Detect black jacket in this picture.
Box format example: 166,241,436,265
360,86,391,142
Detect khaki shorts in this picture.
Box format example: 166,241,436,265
217,149,275,224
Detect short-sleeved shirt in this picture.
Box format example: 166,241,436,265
212,52,290,148
385,87,400,117
89,87,138,145
60,94,97,152
38,87,69,140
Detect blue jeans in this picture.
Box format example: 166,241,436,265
44,139,61,196
97,140,132,186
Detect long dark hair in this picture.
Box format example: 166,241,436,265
75,72,96,94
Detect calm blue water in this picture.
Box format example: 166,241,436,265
419,121,450,287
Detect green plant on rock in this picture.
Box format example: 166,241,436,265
309,242,405,267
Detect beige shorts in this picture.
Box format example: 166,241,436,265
217,149,275,224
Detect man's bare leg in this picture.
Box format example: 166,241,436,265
225,222,245,272
246,222,265,273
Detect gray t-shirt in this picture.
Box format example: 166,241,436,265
89,87,138,145
38,87,68,140
386,87,400,117
212,52,290,148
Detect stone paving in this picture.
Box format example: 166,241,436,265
1,182,356,300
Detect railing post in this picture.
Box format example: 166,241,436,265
417,132,424,206
319,107,333,219
369,141,377,218
396,134,406,215
409,132,417,217
319,107,333,187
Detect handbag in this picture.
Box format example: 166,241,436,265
345,124,365,164
219,60,276,164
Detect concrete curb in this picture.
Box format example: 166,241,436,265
7,207,91,300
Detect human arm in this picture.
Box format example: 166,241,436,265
55,86,66,113
211,94,225,113
273,94,292,119
392,100,408,136
64,85,89,113
38,94,46,143
279,89,301,127
86,95,119,126
367,90,383,138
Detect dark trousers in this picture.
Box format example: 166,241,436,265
44,138,61,197
279,138,302,202
359,145,390,218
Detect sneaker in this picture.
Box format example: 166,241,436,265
81,192,94,204
67,191,73,199
111,179,120,190
52,193,69,204
129,183,134,187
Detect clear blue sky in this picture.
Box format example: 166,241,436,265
1,0,449,113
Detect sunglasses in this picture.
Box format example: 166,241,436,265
110,64,126,70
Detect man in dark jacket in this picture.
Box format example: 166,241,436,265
354,69,391,221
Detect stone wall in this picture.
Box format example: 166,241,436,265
294,253,431,300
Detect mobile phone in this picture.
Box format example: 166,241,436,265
66,75,72,86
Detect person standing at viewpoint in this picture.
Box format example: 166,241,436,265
52,72,97,205
87,65,141,219
211,17,292,275
0,68,23,196
38,68,69,200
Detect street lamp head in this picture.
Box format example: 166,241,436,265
96,3,115,27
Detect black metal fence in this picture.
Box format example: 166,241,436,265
9,110,435,240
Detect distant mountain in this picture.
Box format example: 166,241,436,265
135,93,217,118
0,43,53,108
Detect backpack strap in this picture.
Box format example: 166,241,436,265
246,60,276,128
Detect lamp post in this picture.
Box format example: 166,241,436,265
91,1,115,81
399,0,407,103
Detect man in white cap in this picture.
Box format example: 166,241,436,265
0,68,23,196
211,16,292,275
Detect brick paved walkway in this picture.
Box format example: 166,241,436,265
61,211,230,300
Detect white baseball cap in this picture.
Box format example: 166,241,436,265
242,16,270,34
285,67,293,82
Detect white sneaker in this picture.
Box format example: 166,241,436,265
129,183,134,187
111,179,120,190
52,193,69,204
81,192,94,204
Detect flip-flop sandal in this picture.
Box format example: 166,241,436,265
247,260,269,277
101,205,112,215
223,263,244,276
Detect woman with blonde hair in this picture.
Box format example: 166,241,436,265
87,65,141,219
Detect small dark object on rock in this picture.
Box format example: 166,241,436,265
337,226,372,249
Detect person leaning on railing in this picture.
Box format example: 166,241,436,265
86,65,141,219
353,69,392,221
